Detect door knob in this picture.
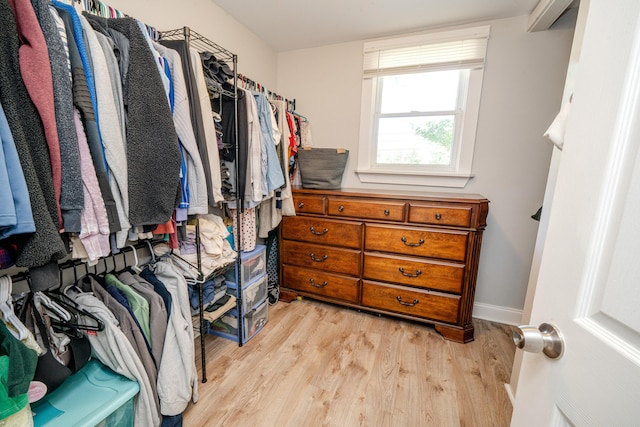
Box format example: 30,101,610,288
512,323,564,359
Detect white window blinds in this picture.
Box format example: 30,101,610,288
363,25,490,77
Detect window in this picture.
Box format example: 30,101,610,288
357,26,490,187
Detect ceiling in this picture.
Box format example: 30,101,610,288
211,0,543,52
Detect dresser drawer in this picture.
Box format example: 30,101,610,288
365,224,468,262
281,216,362,249
281,240,361,276
293,194,326,214
362,281,460,324
409,204,472,228
283,265,359,303
363,253,464,293
327,198,406,222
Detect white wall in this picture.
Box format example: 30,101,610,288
107,0,278,88
277,14,576,322
98,1,575,321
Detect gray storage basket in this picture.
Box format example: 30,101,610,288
297,148,349,189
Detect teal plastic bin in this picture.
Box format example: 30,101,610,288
31,359,139,427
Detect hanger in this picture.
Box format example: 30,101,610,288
292,111,308,122
144,239,156,265
166,248,205,283
48,291,104,333
0,275,31,340
34,291,73,322
127,244,142,273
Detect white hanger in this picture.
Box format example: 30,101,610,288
0,275,31,340
127,244,142,273
143,239,156,264
34,291,72,322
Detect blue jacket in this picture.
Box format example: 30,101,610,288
0,101,35,239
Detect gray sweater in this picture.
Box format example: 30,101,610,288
31,0,84,233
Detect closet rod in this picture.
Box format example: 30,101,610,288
9,240,160,289
237,73,296,112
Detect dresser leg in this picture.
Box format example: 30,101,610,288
278,289,299,303
435,324,475,343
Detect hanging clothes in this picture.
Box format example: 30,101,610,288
64,286,161,427
189,47,224,204
105,273,151,345
219,88,250,209
159,39,217,208
0,102,35,241
79,14,131,247
52,1,121,234
116,271,167,366
153,42,209,215
252,91,284,196
77,274,159,408
70,108,110,264
8,0,63,226
84,14,182,227
143,259,198,416
30,0,83,234
0,0,66,268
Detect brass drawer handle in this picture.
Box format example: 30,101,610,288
399,268,422,278
298,202,305,209
309,278,328,288
401,237,425,247
435,213,442,220
384,209,390,216
396,296,419,307
309,226,329,236
309,253,328,262
338,205,345,212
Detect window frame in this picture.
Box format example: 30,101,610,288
356,26,489,188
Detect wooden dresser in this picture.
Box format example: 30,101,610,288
279,187,489,343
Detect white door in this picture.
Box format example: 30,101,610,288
511,1,640,425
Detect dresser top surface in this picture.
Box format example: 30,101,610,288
291,186,489,204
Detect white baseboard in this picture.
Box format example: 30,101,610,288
472,302,523,326
504,383,516,406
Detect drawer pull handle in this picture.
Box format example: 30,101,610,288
309,279,328,288
435,213,442,220
396,296,419,307
399,268,422,278
309,253,328,262
401,237,425,247
338,205,345,212
309,227,329,235
384,209,390,216
298,202,305,209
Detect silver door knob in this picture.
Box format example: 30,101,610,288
512,322,564,360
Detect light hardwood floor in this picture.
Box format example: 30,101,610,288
186,298,516,427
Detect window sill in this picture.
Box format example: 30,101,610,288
356,168,474,188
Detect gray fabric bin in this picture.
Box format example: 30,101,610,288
297,148,349,189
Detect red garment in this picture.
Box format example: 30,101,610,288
8,0,62,226
154,212,179,250
286,111,297,158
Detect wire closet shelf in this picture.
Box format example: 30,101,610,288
158,26,241,384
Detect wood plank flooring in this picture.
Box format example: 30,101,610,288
186,298,516,427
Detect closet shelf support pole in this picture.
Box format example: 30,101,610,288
195,216,207,383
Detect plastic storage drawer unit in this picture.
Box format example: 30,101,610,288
224,244,266,285
208,299,268,344
31,359,139,427
226,273,268,313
